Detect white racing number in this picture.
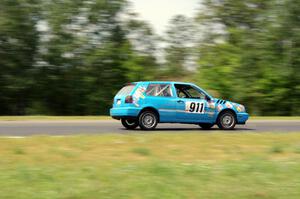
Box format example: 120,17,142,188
185,102,205,113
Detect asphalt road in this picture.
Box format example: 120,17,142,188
0,119,299,136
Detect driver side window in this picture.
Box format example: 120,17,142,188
176,88,188,98
175,84,207,99
188,88,206,99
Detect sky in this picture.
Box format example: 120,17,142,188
129,0,200,35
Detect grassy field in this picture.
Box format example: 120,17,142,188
1,132,300,199
0,115,299,121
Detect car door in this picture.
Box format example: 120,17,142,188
143,83,177,123
174,84,210,123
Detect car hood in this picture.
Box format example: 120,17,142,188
211,98,245,112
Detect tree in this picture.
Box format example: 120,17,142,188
33,0,159,115
0,0,161,115
122,14,159,81
0,0,40,115
195,0,299,115
163,15,198,78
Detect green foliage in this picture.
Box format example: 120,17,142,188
163,15,197,78
195,0,300,115
0,0,299,116
0,0,158,115
0,0,40,115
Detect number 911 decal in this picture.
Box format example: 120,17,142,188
185,101,205,113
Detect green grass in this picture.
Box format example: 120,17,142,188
250,116,300,120
131,147,151,156
1,132,300,198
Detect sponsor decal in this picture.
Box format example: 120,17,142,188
226,102,233,109
132,86,146,107
217,104,223,112
208,101,215,109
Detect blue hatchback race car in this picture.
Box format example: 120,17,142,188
110,81,249,130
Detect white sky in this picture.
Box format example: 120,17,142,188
129,0,200,35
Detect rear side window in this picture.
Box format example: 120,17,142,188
116,84,136,96
146,84,173,97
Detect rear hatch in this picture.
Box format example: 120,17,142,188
113,84,137,108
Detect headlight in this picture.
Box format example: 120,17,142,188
239,105,245,112
236,104,245,112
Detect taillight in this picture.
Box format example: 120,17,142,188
125,95,133,103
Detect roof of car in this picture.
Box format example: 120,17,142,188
130,81,212,98
133,81,193,85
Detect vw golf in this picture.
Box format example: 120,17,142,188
110,81,249,130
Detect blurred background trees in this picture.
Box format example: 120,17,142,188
163,15,198,78
0,0,299,115
195,0,300,115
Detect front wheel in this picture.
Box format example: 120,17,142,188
138,111,158,130
217,111,237,130
121,118,139,130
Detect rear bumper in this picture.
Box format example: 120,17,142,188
110,107,141,120
237,112,249,124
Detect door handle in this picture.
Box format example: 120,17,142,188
177,100,184,103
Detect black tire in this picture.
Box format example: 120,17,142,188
138,111,158,130
217,110,237,130
121,118,139,130
199,123,214,130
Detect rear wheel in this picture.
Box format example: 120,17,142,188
138,111,158,130
121,118,139,130
199,123,214,130
217,111,236,130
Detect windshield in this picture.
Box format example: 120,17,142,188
116,84,136,96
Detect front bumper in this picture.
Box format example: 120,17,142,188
110,107,141,120
236,112,249,124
